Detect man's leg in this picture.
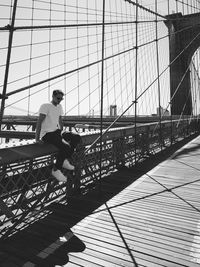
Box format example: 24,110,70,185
42,130,69,182
42,130,73,170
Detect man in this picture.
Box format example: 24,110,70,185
35,89,74,182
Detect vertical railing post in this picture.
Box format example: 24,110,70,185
175,0,178,13
0,0,18,130
155,0,162,150
134,0,138,164
48,0,52,102
64,2,67,115
99,0,106,191
167,0,170,15
170,103,173,146
28,0,35,115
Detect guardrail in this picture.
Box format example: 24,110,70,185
0,118,199,239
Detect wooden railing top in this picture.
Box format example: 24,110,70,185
0,142,57,165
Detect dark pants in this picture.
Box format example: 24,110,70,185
42,129,73,170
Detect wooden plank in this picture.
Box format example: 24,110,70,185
72,215,194,263
0,143,57,164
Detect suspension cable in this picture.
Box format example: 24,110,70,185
0,0,18,130
85,28,200,153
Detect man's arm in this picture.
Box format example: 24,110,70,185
35,113,46,142
59,116,63,131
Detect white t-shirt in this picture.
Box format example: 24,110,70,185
39,103,64,138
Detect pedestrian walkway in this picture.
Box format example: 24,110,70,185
1,135,200,266
67,135,200,266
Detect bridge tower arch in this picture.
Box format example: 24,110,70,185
165,12,200,115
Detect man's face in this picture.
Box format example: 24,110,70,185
53,93,63,105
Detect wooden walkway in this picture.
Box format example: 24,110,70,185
1,135,200,266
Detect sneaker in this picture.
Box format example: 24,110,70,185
62,159,75,170
52,169,67,182
62,138,71,146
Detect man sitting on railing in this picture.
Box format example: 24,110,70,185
35,89,74,182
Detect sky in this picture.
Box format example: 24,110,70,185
0,0,199,117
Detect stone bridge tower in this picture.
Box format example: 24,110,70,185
165,12,200,115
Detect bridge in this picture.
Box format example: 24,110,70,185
1,0,200,266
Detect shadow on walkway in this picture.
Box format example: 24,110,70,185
172,139,200,159
0,134,198,266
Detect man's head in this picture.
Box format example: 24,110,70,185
52,90,64,105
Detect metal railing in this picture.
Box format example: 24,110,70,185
0,118,199,239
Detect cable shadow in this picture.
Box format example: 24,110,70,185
146,173,200,213
92,176,200,214
174,158,200,171
105,202,139,267
92,154,200,214
172,140,200,159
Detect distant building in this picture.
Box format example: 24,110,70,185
110,105,117,116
